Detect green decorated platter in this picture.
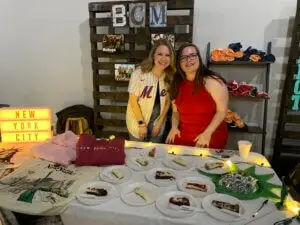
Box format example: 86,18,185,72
198,164,282,201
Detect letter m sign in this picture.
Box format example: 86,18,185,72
149,2,167,27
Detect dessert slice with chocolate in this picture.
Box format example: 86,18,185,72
155,171,175,180
185,182,207,192
85,187,108,197
169,196,190,206
212,200,240,214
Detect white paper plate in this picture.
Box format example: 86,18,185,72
125,156,155,171
99,165,132,184
177,176,215,197
76,181,118,206
202,193,246,222
197,160,230,175
156,191,199,218
121,182,159,206
145,168,177,187
162,156,194,170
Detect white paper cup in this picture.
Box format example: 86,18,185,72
238,140,252,160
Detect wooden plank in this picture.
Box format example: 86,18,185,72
149,27,175,33
89,16,193,27
91,34,148,43
93,62,114,70
92,50,149,60
91,33,191,43
95,118,126,127
282,131,300,139
284,115,300,123
281,145,300,154
93,62,136,70
94,74,129,87
89,0,194,12
95,105,127,113
229,126,264,134
93,91,129,101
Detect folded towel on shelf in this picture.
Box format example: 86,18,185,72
210,43,276,62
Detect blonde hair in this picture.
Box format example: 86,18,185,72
140,39,176,89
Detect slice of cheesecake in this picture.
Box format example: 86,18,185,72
136,157,149,166
172,157,187,167
134,187,151,203
112,169,124,179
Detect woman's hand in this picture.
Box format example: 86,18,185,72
138,125,147,140
165,127,181,144
194,131,212,148
152,120,163,137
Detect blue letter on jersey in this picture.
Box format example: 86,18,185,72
160,89,167,97
140,86,153,98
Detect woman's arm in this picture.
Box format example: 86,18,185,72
171,101,180,129
129,94,144,122
129,94,147,139
204,77,229,135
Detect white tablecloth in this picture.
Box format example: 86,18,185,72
60,142,298,225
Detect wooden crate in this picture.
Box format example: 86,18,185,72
88,0,194,139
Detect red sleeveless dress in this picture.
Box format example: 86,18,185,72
174,80,228,149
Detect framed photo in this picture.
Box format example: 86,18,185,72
151,33,175,48
102,34,125,53
115,64,135,82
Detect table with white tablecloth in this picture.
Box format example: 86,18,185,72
60,142,299,225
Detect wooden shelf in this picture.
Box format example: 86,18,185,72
209,60,271,66
229,126,264,134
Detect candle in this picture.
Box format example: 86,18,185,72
284,196,300,217
167,146,182,155
226,160,238,172
109,135,115,140
253,158,271,167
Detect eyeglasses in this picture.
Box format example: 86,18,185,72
180,53,198,62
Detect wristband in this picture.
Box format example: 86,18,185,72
138,120,145,125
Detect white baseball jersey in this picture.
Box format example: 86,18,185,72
126,68,168,138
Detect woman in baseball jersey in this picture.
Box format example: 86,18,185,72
126,39,176,143
166,43,229,149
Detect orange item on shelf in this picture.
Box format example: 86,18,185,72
249,54,261,62
225,109,245,128
211,48,239,62
234,51,244,58
224,48,235,57
211,48,225,62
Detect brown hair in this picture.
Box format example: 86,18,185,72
140,39,176,89
170,43,226,100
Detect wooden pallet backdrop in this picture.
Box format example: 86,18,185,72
88,0,194,138
273,0,300,160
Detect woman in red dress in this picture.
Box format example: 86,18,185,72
166,43,228,149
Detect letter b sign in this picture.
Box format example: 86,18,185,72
112,4,127,27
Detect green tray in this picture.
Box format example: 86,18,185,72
198,165,282,201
